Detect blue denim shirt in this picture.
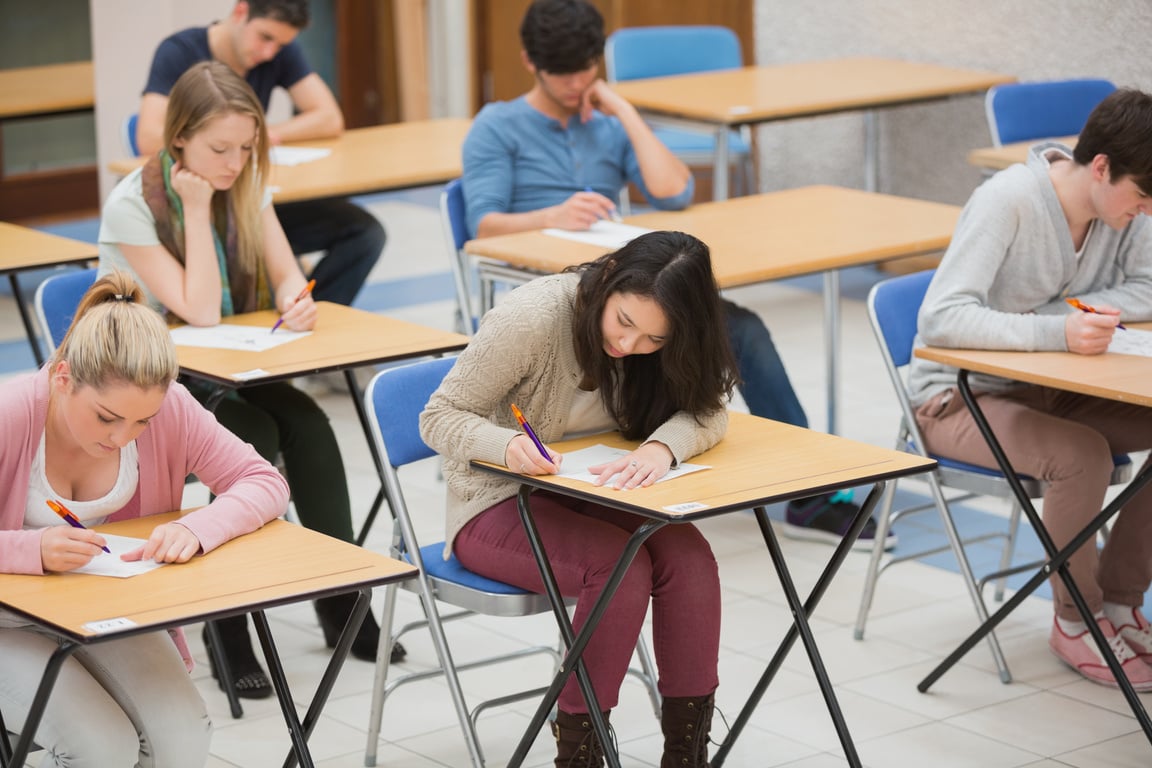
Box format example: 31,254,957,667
461,96,694,237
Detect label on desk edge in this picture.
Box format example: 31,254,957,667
663,501,710,513
83,617,138,634
231,368,271,381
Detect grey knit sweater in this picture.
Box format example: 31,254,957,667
907,143,1152,406
420,273,728,555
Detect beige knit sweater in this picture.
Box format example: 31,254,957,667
420,273,728,556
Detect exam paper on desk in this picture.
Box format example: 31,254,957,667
270,146,331,166
72,535,167,578
543,221,653,249
556,444,710,486
170,324,311,352
1108,328,1152,357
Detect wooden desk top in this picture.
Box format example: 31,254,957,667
0,513,416,642
107,118,470,203
915,336,1152,407
610,57,1014,126
475,412,935,521
465,185,960,287
0,221,96,273
967,135,1077,171
176,301,468,385
0,61,94,120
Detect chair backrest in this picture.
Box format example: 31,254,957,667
985,79,1116,146
121,113,140,157
34,267,99,357
605,25,742,83
868,268,935,370
366,356,457,471
440,179,477,335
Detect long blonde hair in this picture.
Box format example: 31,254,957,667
52,271,178,390
164,61,270,277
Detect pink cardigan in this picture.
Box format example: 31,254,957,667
0,368,290,664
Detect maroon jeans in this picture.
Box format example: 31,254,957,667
454,490,721,713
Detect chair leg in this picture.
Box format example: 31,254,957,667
365,581,400,767
0,705,12,768
853,479,898,640
631,632,662,719
993,500,1025,603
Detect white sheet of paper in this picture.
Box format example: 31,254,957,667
270,146,331,166
543,221,653,249
556,444,710,486
1108,328,1152,357
170,324,310,352
72,535,168,578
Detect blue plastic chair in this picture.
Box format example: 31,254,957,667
985,79,1116,146
440,179,477,335
606,26,754,196
121,112,140,157
362,357,659,766
855,269,1131,683
33,267,98,355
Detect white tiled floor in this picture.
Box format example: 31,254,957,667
7,192,1152,767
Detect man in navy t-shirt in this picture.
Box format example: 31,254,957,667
137,0,384,308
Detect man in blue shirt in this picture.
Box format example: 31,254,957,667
464,0,889,556
136,0,384,309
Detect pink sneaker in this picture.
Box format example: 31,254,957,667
1111,606,1152,664
1049,617,1152,690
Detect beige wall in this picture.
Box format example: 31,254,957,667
753,0,1152,204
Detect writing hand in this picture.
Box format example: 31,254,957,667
546,191,619,230
590,442,675,490
1065,307,1119,355
40,526,107,572
505,433,561,475
122,522,202,564
276,289,318,331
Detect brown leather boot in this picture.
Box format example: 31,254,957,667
660,694,714,768
550,709,610,768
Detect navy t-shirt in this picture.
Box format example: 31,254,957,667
142,26,312,110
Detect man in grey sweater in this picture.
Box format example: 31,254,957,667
908,89,1152,690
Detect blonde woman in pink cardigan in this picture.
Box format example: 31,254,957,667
0,270,288,767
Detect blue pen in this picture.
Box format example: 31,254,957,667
584,186,622,223
47,499,111,553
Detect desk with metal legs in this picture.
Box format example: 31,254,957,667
474,412,935,767
0,513,416,768
914,344,1152,747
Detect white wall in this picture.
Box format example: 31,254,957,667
753,0,1152,203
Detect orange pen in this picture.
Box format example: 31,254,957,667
270,279,316,334
46,499,111,553
1066,297,1127,331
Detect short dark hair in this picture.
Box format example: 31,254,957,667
245,0,310,29
520,0,605,74
1073,88,1152,195
567,231,738,440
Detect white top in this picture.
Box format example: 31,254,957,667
24,431,140,528
562,386,615,439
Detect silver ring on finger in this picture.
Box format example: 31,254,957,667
629,460,638,468
520,463,528,472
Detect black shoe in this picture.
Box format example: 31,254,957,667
782,491,897,551
314,593,407,663
202,617,273,700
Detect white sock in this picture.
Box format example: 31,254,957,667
1056,615,1088,635
1104,602,1137,629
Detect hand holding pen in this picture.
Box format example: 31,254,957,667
509,404,559,474
1066,297,1127,330
43,500,111,572
270,278,316,334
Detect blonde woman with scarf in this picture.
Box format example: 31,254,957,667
97,61,400,701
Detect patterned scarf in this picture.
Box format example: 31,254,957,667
141,150,271,316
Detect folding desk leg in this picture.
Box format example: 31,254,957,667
918,370,1152,744
203,619,245,719
344,368,396,546
0,705,10,768
278,590,371,768
712,486,886,768
248,610,314,768
712,125,731,202
7,641,79,768
8,273,45,368
822,269,841,435
507,485,664,768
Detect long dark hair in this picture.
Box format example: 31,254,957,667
567,230,738,439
